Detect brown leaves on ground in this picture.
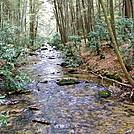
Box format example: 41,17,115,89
78,46,134,80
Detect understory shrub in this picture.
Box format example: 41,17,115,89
50,32,62,49
0,22,31,93
86,17,133,65
62,35,84,67
0,111,9,127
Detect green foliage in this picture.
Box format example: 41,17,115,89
0,22,21,45
116,17,134,67
61,35,84,68
50,32,61,49
0,111,9,127
68,35,82,52
69,35,82,42
87,17,133,66
0,23,27,61
87,19,110,54
0,23,31,93
120,45,133,66
0,44,23,62
32,35,45,51
116,17,134,44
0,68,31,92
63,56,83,68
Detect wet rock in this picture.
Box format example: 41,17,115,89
68,69,79,74
125,128,134,134
28,105,39,110
29,51,37,56
0,99,20,105
41,47,48,50
48,56,56,59
56,78,80,86
98,89,111,98
39,80,48,83
6,89,31,96
9,109,23,114
32,117,50,125
16,129,35,134
8,99,19,105
60,62,68,67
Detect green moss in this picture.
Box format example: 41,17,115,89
56,78,80,86
98,89,111,98
89,69,123,82
105,72,122,82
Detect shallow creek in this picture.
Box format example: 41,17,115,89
0,44,134,134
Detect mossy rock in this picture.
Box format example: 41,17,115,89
60,62,68,67
29,51,37,56
56,78,80,86
41,47,48,50
48,56,55,59
39,80,48,83
98,89,111,98
105,73,122,82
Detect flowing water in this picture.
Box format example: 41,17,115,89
0,43,134,134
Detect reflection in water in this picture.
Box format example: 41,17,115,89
0,43,134,134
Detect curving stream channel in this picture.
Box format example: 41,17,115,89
0,43,134,134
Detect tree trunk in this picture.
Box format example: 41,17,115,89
53,0,65,44
82,0,88,34
76,0,80,35
109,0,117,44
124,0,133,18
29,0,35,46
21,0,27,46
69,0,76,35
99,0,134,87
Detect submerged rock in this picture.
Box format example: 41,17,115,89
48,56,56,59
68,69,79,74
41,47,48,50
98,89,111,98
32,117,50,125
29,51,37,56
39,80,48,83
60,62,68,67
28,104,39,110
56,78,80,86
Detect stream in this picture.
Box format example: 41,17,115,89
0,43,134,134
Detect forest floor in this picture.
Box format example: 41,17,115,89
77,45,134,84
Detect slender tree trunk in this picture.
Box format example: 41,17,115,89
109,0,117,44
29,0,35,46
76,0,80,35
87,0,92,33
124,0,133,18
79,0,85,36
53,0,64,44
17,0,21,25
65,0,69,37
0,1,2,27
99,0,134,87
58,0,67,43
69,0,76,35
21,0,27,46
34,16,38,44
82,0,88,34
